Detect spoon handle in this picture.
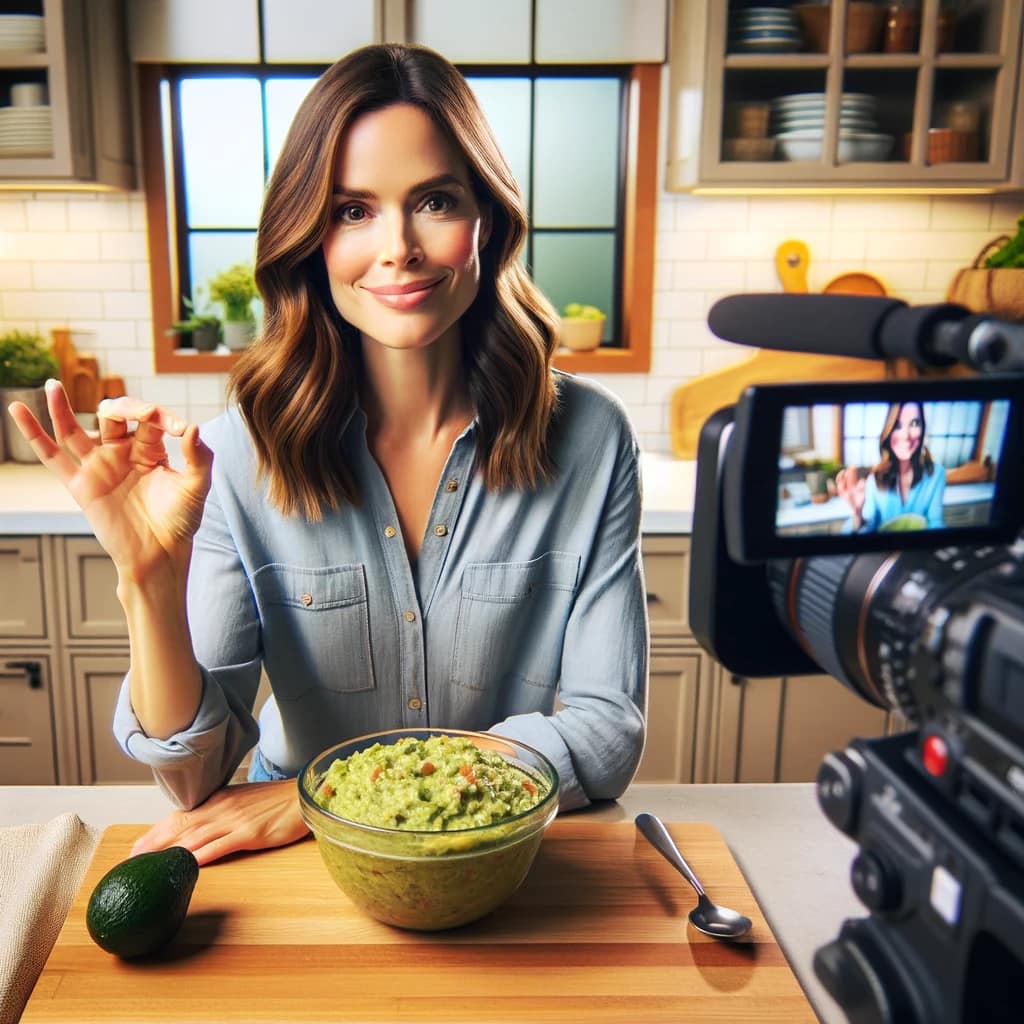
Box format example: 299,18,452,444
635,812,706,897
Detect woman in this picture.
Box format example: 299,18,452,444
6,44,647,864
835,401,946,532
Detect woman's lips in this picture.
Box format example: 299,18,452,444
364,277,443,310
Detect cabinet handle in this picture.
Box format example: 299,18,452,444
729,674,745,687
4,661,42,689
646,592,657,603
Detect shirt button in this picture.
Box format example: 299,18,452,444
445,478,458,492
434,524,448,537
407,697,423,711
300,593,313,607
384,525,397,538
403,610,416,622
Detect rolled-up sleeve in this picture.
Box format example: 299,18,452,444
112,481,262,808
492,423,648,811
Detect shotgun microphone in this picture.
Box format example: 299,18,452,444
707,293,1024,373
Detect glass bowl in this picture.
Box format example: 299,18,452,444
298,728,559,931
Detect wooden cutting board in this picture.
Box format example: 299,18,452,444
22,821,815,1023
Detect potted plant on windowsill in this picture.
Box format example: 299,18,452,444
208,263,259,351
168,293,222,352
0,330,60,463
558,303,606,352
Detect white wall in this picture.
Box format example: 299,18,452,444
0,189,1019,454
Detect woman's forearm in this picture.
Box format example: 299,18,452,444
117,559,204,741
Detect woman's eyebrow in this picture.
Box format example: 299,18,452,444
331,173,466,199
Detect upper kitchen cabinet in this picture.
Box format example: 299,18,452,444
0,0,134,189
535,0,667,63
667,0,1024,191
127,0,260,62
262,0,380,63
406,0,532,62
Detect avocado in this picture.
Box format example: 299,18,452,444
86,846,199,958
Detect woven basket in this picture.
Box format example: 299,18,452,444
946,236,1024,322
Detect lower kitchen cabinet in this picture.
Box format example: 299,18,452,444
0,655,58,784
69,652,152,785
711,671,892,784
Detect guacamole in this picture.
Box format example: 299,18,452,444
312,734,548,830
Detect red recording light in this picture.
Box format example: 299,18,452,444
922,734,950,777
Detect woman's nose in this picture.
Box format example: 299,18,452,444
378,214,422,267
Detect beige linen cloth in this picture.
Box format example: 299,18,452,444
0,813,99,1024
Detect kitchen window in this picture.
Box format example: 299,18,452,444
140,62,658,374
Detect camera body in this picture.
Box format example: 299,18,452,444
689,295,1024,1024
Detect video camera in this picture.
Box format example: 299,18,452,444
688,293,1024,1024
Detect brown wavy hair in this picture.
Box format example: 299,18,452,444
873,401,934,491
229,44,560,520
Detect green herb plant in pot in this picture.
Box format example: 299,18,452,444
208,263,259,351
558,303,606,352
168,291,221,352
0,330,60,463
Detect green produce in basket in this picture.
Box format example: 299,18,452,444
86,846,199,958
879,514,928,533
984,213,1024,269
562,303,605,320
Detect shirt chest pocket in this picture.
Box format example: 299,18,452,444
451,551,581,693
251,563,375,697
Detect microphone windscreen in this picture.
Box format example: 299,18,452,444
708,294,905,359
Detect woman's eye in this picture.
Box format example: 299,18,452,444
333,203,367,224
421,192,456,214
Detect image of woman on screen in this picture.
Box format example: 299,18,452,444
835,401,946,533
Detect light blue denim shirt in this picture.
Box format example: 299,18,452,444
114,372,649,811
845,463,947,533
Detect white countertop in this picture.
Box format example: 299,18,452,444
3,782,857,1023
0,452,698,535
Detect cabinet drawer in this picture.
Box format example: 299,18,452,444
71,652,152,785
62,538,127,640
0,537,47,639
642,535,691,639
0,655,57,784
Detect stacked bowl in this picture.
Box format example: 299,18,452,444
0,106,52,158
772,91,894,162
0,14,45,53
729,6,802,53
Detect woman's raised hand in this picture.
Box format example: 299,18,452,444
6,380,213,578
834,465,867,520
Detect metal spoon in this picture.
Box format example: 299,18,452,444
635,812,752,939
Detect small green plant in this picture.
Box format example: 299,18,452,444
562,302,606,320
208,263,259,322
984,212,1024,269
169,294,221,333
0,330,60,388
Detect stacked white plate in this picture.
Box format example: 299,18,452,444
0,105,53,158
729,6,801,53
772,92,894,162
0,14,45,53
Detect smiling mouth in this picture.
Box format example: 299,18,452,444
364,277,444,310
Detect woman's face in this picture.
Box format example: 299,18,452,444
888,402,924,462
321,102,489,354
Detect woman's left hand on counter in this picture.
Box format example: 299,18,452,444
130,780,310,866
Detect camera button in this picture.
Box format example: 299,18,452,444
851,849,902,912
929,864,962,926
921,734,950,777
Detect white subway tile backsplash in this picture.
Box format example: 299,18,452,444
99,232,148,262
832,197,932,230
187,375,230,406
25,201,67,232
673,196,749,231
656,230,709,261
747,197,834,230
0,231,100,262
0,201,27,231
930,197,995,230
3,290,102,320
32,261,134,291
655,288,705,320
102,291,152,320
0,263,32,289
67,197,133,231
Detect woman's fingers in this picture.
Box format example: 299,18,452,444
45,379,95,462
5,398,80,484
97,396,188,439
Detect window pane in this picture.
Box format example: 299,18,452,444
180,78,264,228
266,77,318,176
189,232,259,316
533,78,619,228
532,231,615,342
467,77,532,205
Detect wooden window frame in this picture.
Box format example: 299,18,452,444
141,63,657,375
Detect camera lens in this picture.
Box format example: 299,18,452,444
765,548,1011,722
